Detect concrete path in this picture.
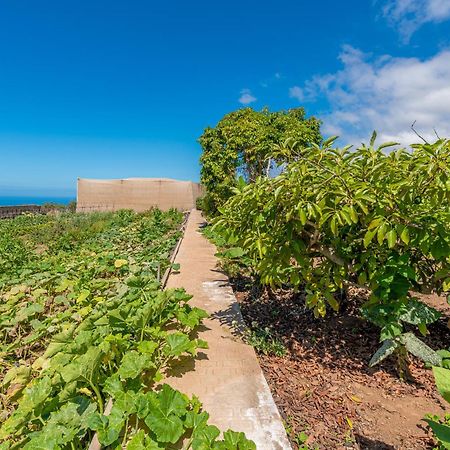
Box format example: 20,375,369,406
166,210,291,449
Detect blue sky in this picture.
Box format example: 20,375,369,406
1,0,449,196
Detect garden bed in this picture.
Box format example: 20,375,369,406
0,210,256,449
231,276,449,449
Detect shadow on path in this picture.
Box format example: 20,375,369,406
211,302,248,338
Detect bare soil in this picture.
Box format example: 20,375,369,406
231,276,450,450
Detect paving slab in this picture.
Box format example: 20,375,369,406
165,209,291,450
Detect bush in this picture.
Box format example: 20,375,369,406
214,135,450,374
67,200,77,212
195,194,216,216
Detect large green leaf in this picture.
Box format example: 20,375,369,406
176,307,209,329
59,346,103,383
433,367,450,404
126,430,161,449
135,392,158,419
145,409,184,444
24,376,53,412
187,411,221,450
400,333,442,366
144,385,188,444
158,384,188,416
369,339,398,367
215,430,257,450
117,351,154,380
431,240,450,259
103,374,124,398
164,333,197,357
363,229,377,248
89,405,126,446
424,419,450,449
221,247,245,259
387,229,397,249
399,299,441,325
2,365,31,388
22,435,63,450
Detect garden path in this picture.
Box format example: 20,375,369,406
166,209,291,449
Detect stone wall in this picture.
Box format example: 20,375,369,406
0,205,45,219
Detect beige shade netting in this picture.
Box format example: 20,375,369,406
76,178,203,212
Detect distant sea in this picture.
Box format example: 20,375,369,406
0,196,75,206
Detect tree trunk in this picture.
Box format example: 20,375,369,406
396,345,413,382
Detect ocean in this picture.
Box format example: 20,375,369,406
0,196,76,206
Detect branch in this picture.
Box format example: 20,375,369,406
302,220,355,272
315,244,346,267
297,153,354,198
411,121,428,144
265,158,272,177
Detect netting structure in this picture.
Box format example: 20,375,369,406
76,178,203,212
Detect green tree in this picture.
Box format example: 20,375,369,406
198,107,321,214
214,135,450,377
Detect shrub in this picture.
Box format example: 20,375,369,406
214,135,450,375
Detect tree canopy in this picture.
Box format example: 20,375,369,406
198,107,322,214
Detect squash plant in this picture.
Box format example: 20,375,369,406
0,210,256,449
215,135,450,376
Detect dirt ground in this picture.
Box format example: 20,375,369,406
231,277,449,450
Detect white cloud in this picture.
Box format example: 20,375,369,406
238,88,257,105
260,73,283,88
382,0,450,42
290,45,450,144
289,86,304,101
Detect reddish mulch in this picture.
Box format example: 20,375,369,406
230,276,449,450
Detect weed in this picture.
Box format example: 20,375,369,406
245,326,286,357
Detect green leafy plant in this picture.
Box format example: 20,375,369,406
245,327,286,357
438,349,450,369
214,135,450,376
424,367,450,449
0,209,255,449
199,107,322,215
202,224,252,278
